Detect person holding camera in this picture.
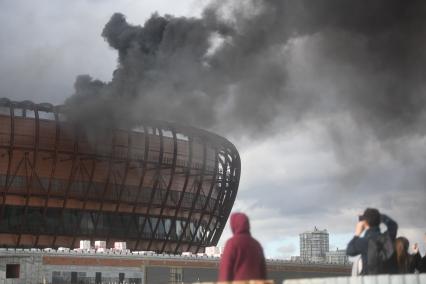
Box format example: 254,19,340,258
346,208,398,275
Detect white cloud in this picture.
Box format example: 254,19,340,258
220,113,426,258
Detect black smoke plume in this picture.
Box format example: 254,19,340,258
65,0,426,143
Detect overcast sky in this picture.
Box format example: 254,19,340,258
1,0,425,258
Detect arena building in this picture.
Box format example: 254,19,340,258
0,99,240,254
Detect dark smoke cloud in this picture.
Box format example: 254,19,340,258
65,0,426,145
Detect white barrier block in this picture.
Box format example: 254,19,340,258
283,274,426,284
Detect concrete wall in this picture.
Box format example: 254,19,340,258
269,270,348,284
145,266,170,284
183,267,218,283
283,274,426,284
0,250,350,283
44,264,143,284
146,265,348,284
0,255,144,284
0,255,43,284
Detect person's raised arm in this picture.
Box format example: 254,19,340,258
381,214,398,240
346,221,368,256
411,243,422,272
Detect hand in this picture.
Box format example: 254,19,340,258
413,243,419,253
355,221,366,237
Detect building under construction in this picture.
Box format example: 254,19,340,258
0,247,350,283
0,99,240,254
299,227,329,263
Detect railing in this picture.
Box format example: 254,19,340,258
282,274,426,284
0,247,222,261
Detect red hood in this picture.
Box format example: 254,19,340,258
230,212,250,235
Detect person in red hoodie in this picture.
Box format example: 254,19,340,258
218,212,267,281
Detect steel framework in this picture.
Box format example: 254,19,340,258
0,99,240,253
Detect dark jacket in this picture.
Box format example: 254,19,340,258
410,252,422,273
385,251,422,274
419,254,426,273
218,213,267,281
346,214,398,275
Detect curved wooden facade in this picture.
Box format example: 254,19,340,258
0,99,240,253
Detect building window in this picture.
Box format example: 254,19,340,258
169,267,183,284
119,272,125,284
71,271,78,283
6,264,20,278
95,272,102,284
